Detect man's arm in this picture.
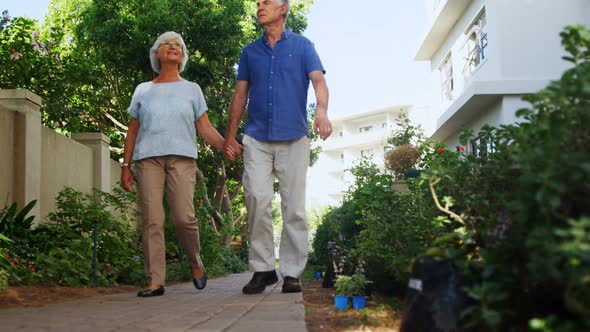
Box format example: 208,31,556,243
223,80,249,160
309,70,332,140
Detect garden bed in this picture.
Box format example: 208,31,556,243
302,279,401,331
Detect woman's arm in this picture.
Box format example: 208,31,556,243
195,113,224,152
121,118,140,192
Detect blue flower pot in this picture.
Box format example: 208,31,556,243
314,271,322,280
334,295,349,310
352,296,367,309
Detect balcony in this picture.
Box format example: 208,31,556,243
321,129,389,152
430,80,551,142
415,0,473,60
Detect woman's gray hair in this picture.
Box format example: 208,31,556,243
277,0,290,20
149,31,189,73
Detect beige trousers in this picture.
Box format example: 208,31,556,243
242,135,310,278
135,155,202,286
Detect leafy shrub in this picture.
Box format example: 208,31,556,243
387,113,426,148
312,158,443,294
2,186,144,287
423,25,590,331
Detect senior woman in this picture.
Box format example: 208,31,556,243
121,31,234,297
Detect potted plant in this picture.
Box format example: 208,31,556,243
350,273,371,309
334,273,372,310
384,113,426,187
333,275,355,310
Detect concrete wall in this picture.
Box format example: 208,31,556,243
40,127,94,219
0,89,123,223
0,102,15,205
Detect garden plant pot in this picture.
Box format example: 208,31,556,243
314,271,322,280
403,168,423,179
391,180,409,193
334,295,349,310
352,295,367,309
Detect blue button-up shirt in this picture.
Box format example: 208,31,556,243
237,29,325,141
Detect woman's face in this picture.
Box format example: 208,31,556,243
157,37,183,66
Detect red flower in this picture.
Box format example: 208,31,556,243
459,146,465,151
437,147,445,153
28,264,36,273
12,258,20,265
2,253,8,260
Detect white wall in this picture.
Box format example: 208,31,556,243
443,95,530,147
425,0,590,146
494,0,590,81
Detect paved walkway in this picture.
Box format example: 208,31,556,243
0,272,307,332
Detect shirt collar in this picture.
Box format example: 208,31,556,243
259,28,293,44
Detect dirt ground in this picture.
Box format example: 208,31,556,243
0,280,402,331
0,284,140,308
302,279,402,332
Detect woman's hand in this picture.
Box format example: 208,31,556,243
121,167,135,192
223,137,242,161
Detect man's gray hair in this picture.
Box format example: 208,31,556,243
149,31,189,73
277,0,290,21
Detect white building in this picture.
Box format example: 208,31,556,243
416,0,590,147
306,105,410,209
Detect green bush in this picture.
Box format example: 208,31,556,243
423,25,590,331
2,186,144,287
311,158,442,294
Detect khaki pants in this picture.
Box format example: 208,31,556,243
135,156,202,286
242,135,310,278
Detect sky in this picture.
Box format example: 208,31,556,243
1,0,434,128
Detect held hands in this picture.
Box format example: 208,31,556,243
313,112,333,140
223,137,242,162
121,167,134,192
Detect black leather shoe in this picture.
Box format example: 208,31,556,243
137,286,165,297
282,276,302,293
242,270,279,294
193,270,207,290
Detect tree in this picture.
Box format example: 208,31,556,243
1,0,314,247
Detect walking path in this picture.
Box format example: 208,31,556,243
0,272,307,332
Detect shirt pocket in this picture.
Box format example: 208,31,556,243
279,52,303,75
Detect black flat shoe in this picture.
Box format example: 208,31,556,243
193,271,207,290
137,286,165,297
242,270,279,294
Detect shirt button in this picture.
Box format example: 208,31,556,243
269,86,273,89
270,71,274,74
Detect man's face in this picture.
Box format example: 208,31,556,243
257,0,286,26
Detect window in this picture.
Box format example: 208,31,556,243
359,125,373,133
340,153,344,163
462,8,487,79
384,146,391,152
382,122,387,128
339,130,343,137
361,149,372,157
439,53,453,101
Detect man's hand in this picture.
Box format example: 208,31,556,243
313,112,332,140
121,167,134,192
223,136,242,162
